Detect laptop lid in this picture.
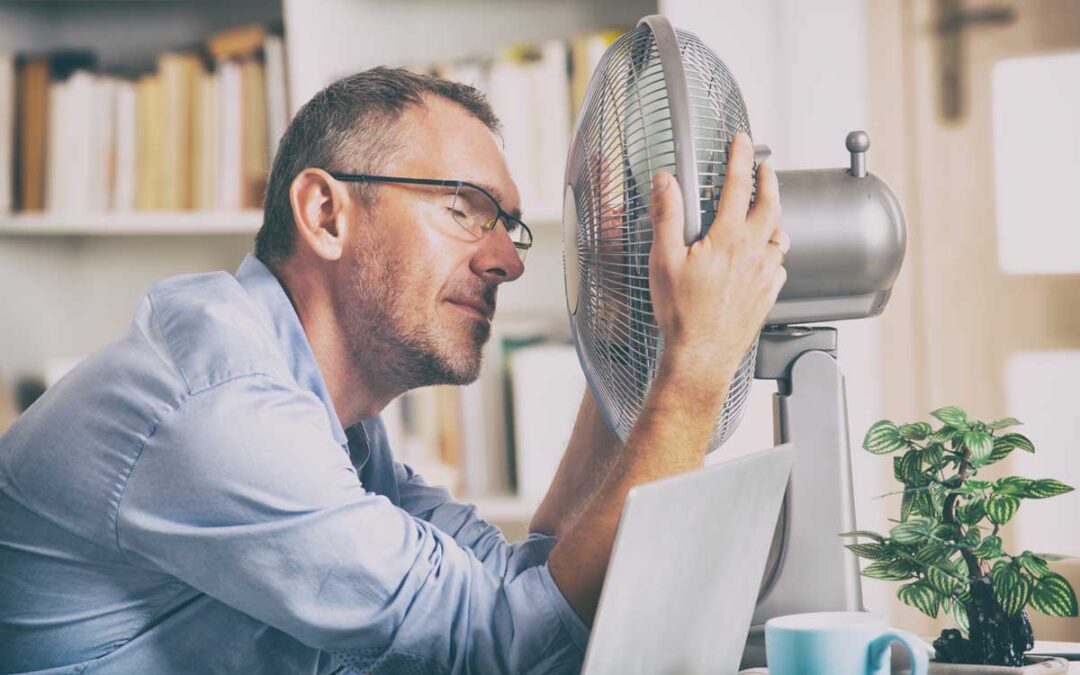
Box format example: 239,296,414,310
581,443,795,675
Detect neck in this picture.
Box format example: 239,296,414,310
275,260,404,428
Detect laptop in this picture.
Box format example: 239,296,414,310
581,443,795,675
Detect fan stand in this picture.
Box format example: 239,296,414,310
739,325,866,668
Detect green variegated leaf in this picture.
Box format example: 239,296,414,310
846,543,892,561
990,417,1022,430
924,443,945,469
965,431,993,463
1029,573,1079,617
962,525,982,548
995,476,1035,497
1028,479,1074,499
951,599,970,635
949,482,982,498
932,407,969,428
901,489,915,523
1018,552,1051,579
899,422,933,441
932,523,962,541
986,496,1021,525
898,580,941,618
973,536,1003,560
927,565,962,594
1033,552,1079,561
915,542,956,565
912,490,937,519
991,564,1030,616
1000,432,1035,453
864,420,906,455
929,484,947,515
838,530,885,542
987,436,1017,465
966,480,992,490
890,518,931,545
930,426,957,444
863,559,918,581
955,499,986,525
902,451,924,483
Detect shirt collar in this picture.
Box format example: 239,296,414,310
235,254,348,446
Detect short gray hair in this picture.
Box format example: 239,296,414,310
255,67,501,267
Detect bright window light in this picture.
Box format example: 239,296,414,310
992,52,1080,275
1005,351,1080,555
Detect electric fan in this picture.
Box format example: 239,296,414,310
563,15,907,668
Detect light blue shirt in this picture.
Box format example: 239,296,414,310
0,255,588,674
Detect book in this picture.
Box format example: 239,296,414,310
192,68,219,210
263,33,288,158
16,57,50,211
136,73,165,210
508,343,586,501
239,57,268,208
533,39,570,213
487,49,535,211
207,24,266,62
88,75,115,212
159,52,203,210
394,386,462,491
216,59,243,210
112,79,137,211
0,54,13,214
19,51,96,212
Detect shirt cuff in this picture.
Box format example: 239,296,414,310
537,560,590,654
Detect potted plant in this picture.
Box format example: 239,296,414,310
843,406,1078,670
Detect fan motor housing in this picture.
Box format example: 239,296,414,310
767,165,906,325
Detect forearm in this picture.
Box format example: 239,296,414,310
529,389,620,538
546,353,733,623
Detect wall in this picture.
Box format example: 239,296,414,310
661,0,912,628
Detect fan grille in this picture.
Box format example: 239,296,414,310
564,22,758,452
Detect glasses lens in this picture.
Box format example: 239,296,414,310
449,185,531,263
449,185,496,239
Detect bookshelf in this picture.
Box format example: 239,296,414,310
0,0,659,528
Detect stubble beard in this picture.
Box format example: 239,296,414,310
342,241,493,391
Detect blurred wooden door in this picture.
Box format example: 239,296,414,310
898,0,1080,639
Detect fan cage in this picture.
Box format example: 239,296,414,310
564,22,758,452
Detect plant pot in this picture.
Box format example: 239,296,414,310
899,655,1070,674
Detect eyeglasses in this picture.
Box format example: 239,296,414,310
328,173,533,263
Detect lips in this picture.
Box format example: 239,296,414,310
447,298,494,321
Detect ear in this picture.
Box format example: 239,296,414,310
288,168,354,261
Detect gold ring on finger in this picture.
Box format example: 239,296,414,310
768,239,787,265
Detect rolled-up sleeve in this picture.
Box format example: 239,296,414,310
393,461,549,572
114,374,587,674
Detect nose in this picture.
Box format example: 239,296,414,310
471,226,526,283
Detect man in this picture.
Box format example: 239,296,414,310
0,68,787,673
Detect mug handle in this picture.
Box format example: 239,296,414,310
867,628,930,675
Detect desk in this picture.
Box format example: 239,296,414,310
738,641,1080,673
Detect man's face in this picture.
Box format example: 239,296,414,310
337,97,525,390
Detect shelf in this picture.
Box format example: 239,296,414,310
0,211,264,236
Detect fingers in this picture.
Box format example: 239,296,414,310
768,223,794,260
649,171,685,262
750,161,782,244
708,132,755,242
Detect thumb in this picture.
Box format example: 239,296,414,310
649,171,685,259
